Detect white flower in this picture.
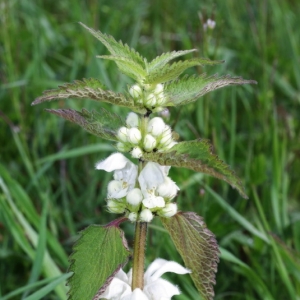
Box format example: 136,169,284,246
96,153,138,195
98,258,191,300
146,93,157,107
107,199,126,214
118,127,129,143
158,203,178,218
157,177,180,199
138,162,165,198
143,134,157,151
143,196,165,209
128,212,138,222
126,188,143,206
127,128,142,144
140,208,154,222
107,180,128,199
129,84,143,99
126,112,139,128
131,146,143,159
147,117,166,137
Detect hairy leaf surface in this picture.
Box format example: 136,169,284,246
79,22,146,69
148,49,197,71
46,108,124,141
161,212,219,300
164,74,257,106
144,58,223,85
98,55,147,81
32,78,146,113
143,139,247,198
67,223,131,300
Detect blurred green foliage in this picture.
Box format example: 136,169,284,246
1,0,300,299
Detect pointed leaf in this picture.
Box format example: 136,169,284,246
46,108,124,141
144,58,223,85
164,74,257,106
32,78,146,113
67,222,131,300
161,212,219,300
142,139,247,198
79,22,146,68
97,55,147,81
148,49,197,71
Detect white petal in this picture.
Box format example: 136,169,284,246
115,268,130,283
107,180,128,199
122,288,149,300
144,259,191,282
157,177,180,199
98,277,131,298
144,278,180,299
139,162,165,196
139,209,153,222
126,188,143,206
126,112,139,128
96,153,131,172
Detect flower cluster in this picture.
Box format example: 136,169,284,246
96,153,179,222
117,113,177,159
129,83,166,111
98,258,191,300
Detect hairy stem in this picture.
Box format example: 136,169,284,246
132,221,148,290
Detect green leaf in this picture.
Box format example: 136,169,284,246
147,49,197,71
142,139,247,198
97,55,147,81
164,74,257,106
32,78,146,113
144,58,223,85
67,222,131,300
45,108,124,141
161,212,219,300
79,22,146,69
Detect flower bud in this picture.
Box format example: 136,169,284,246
126,112,139,128
143,134,157,151
158,203,177,218
139,209,153,222
159,126,172,146
131,147,143,159
154,83,164,94
157,177,180,199
126,188,143,206
147,117,165,137
129,84,142,99
128,212,138,222
154,84,165,105
107,199,126,214
117,127,128,143
127,128,142,144
145,93,156,107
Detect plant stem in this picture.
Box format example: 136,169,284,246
131,221,148,290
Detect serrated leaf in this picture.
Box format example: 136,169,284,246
161,212,219,300
147,49,197,71
144,58,223,85
32,78,146,113
164,74,257,106
67,223,131,300
97,55,147,81
79,22,146,68
143,139,247,198
46,108,124,141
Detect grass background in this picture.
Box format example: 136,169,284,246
1,0,300,299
